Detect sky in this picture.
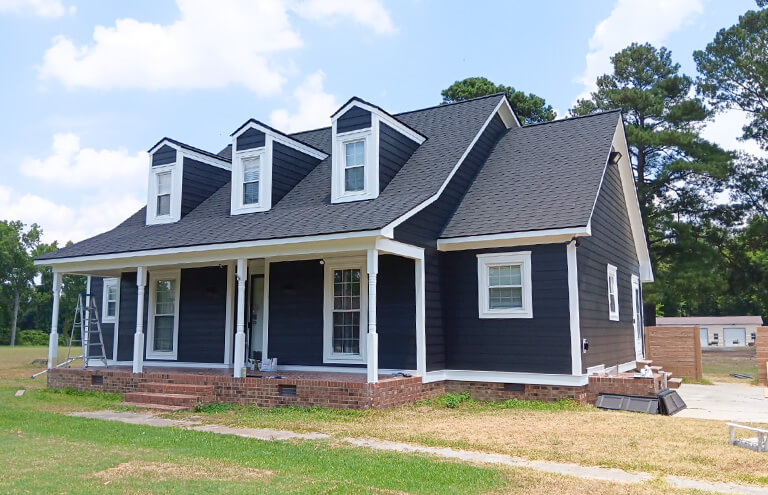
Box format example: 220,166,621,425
0,0,762,246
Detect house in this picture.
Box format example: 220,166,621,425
657,316,764,348
35,93,653,408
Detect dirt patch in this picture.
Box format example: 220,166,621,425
92,460,272,483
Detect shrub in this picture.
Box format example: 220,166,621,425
442,392,471,409
0,329,54,346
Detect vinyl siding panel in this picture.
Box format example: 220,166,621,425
272,142,322,204
177,266,227,363
378,122,420,192
89,277,114,360
116,272,148,361
236,127,265,151
152,145,176,166
181,158,230,217
377,255,416,370
442,245,572,373
424,249,446,371
578,162,640,371
337,106,371,133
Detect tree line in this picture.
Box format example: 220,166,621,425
2,2,766,344
442,1,768,320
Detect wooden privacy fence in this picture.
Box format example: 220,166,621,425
757,327,768,386
644,326,703,380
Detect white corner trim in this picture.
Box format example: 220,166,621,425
231,120,328,160
567,241,582,376
333,100,426,145
145,268,181,360
438,227,590,251
414,258,426,378
607,264,619,322
423,370,590,386
476,251,533,319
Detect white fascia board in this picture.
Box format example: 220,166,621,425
149,139,231,170
333,100,426,145
232,120,327,160
375,238,424,260
34,231,388,271
422,370,590,386
384,97,512,232
437,227,590,251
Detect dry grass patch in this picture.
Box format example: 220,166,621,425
92,460,272,483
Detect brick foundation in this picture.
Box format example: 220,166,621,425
48,367,665,409
757,327,768,386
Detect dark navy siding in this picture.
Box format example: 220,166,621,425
394,114,507,248
236,127,265,151
377,255,416,370
442,245,572,374
177,266,227,363
268,260,325,365
424,249,446,371
116,272,148,361
337,106,371,133
181,158,230,217
578,162,640,371
89,277,114,360
272,142,322,204
152,145,177,166
378,122,420,192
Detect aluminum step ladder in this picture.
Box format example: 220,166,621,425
64,293,109,369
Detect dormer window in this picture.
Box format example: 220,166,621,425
231,147,270,214
156,172,172,216
242,156,261,205
344,140,365,192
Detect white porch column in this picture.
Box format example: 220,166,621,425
233,258,247,378
414,258,426,377
47,272,63,369
366,249,379,384
132,266,147,374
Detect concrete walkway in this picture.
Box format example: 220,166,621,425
71,410,768,495
676,382,768,423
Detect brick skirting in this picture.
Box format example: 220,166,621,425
48,368,664,409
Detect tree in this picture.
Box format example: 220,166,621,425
0,221,42,345
570,43,733,316
694,2,768,149
441,77,556,125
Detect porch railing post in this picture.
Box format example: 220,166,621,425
415,257,426,377
367,249,379,384
133,266,147,374
47,272,63,369
233,258,247,378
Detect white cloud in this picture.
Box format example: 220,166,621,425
20,133,147,189
293,0,396,35
575,0,703,103
0,0,74,18
702,108,768,157
270,70,338,132
38,0,302,94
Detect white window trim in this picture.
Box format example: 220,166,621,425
231,143,272,215
331,121,379,203
146,269,181,360
146,160,182,225
477,252,533,319
323,257,368,364
101,278,119,323
607,264,619,321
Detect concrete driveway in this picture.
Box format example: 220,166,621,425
675,382,768,423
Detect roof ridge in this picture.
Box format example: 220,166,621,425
394,92,506,117
521,109,621,129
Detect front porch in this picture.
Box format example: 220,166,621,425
47,366,442,410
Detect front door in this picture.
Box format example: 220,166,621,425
631,275,644,360
247,275,265,363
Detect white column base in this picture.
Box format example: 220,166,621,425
48,332,59,369
233,332,245,378
132,332,144,373
367,331,378,384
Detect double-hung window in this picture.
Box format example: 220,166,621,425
156,172,172,217
147,270,180,359
323,259,367,363
242,156,260,205
344,140,365,193
101,278,119,323
607,264,619,321
477,252,533,318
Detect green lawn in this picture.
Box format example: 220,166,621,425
702,347,759,384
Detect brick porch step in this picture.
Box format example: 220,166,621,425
668,378,683,389
138,382,215,395
123,391,202,408
120,401,190,412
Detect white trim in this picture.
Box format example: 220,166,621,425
332,100,427,145
101,278,119,323
567,241,582,376
476,252,533,319
618,360,636,373
231,144,272,214
384,97,514,232
148,139,231,170
630,274,643,360
586,364,605,375
113,361,232,369
331,126,379,203
277,365,409,375
323,257,368,364
438,227,590,251
423,370,590,386
133,266,147,373
375,238,424,260
607,264,619,321
233,259,247,377
223,262,235,364
261,258,270,360
231,120,328,160
146,159,182,225
145,268,181,360
415,258,426,377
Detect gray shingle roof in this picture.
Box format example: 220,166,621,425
440,110,621,239
38,94,505,260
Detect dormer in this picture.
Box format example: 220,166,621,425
230,120,328,215
146,138,231,226
330,97,426,204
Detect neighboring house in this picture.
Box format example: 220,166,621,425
36,93,653,403
657,316,764,348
